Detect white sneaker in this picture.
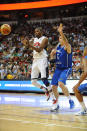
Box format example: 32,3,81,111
45,89,53,101
45,91,50,101
50,99,59,112
45,88,50,101
75,109,87,116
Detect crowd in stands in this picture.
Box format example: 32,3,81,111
0,16,87,80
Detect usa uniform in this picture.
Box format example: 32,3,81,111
31,36,48,79
51,44,72,85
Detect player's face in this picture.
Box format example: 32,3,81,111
35,29,41,38
59,36,63,45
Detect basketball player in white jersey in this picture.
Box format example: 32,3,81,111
23,27,53,100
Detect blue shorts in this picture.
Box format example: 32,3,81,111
51,68,72,86
78,83,87,94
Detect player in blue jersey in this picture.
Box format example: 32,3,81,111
73,46,87,115
50,23,74,112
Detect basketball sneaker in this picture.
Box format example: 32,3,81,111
45,88,50,101
46,89,53,101
45,85,53,101
40,86,50,101
69,99,75,109
50,99,59,112
75,109,87,116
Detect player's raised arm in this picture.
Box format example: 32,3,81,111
50,46,57,59
57,23,71,54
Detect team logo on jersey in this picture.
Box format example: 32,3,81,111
34,42,40,47
57,50,61,53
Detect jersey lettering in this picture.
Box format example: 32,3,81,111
34,42,40,47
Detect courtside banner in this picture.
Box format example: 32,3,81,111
0,0,86,10
0,80,87,93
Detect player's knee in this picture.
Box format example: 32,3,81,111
58,81,64,88
52,85,57,91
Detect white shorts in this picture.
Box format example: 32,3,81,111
31,58,48,79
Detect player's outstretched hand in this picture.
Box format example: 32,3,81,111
58,23,63,33
21,38,28,46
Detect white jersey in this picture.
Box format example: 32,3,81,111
33,36,48,59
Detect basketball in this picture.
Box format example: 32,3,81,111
0,24,11,35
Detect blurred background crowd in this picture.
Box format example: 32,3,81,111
0,2,87,80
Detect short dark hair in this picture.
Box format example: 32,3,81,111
35,27,42,32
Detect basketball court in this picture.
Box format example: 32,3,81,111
0,93,87,131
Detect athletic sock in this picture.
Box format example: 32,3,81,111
67,95,71,100
46,86,56,100
80,102,87,111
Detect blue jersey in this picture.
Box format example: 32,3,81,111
56,44,72,69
